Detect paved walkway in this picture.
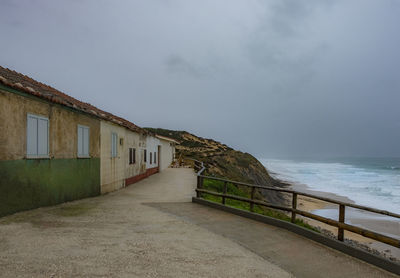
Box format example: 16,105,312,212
0,168,396,277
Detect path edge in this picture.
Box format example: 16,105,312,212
192,197,400,275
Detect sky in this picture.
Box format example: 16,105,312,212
1,0,399,158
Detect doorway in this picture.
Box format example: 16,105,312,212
158,145,161,171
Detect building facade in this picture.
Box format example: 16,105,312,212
0,76,101,217
100,120,147,194
0,66,178,217
156,135,178,171
146,135,160,173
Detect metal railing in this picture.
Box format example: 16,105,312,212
189,159,400,248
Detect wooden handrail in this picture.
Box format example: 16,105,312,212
186,158,206,176
199,175,400,219
190,159,400,249
185,158,205,198
196,188,400,248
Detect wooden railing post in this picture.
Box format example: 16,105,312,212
222,181,227,205
338,204,345,241
196,176,203,198
291,193,297,223
250,187,256,212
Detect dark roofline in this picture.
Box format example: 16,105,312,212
0,66,147,134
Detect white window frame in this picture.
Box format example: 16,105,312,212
26,113,49,159
111,132,118,158
77,124,90,158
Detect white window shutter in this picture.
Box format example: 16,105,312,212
78,125,90,157
27,116,38,156
37,118,48,156
83,127,89,156
115,134,117,156
26,114,49,158
111,132,117,157
78,126,83,156
111,133,114,157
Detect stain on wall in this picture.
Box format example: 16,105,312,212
0,158,100,217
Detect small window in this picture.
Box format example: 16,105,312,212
154,152,157,164
77,125,90,157
150,152,152,164
144,149,147,162
27,114,49,158
129,148,136,164
111,132,118,158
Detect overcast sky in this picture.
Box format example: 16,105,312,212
1,0,399,158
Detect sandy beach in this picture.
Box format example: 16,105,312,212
290,183,400,260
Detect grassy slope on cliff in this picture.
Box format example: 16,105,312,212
146,128,287,205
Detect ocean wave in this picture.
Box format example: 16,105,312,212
261,158,400,214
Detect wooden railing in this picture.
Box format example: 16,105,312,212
190,159,400,248
191,159,206,191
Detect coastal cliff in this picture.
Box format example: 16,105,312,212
146,128,287,205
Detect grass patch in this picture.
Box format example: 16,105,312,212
203,179,250,197
201,178,319,233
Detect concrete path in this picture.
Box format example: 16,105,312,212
0,168,396,277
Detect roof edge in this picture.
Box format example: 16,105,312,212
155,134,180,144
0,66,146,135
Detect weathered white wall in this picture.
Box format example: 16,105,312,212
124,129,147,180
100,121,146,194
146,136,160,169
159,139,175,171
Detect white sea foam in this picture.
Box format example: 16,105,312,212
260,159,400,214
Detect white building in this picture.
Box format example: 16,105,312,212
145,135,160,171
156,135,178,171
100,120,147,194
100,123,179,194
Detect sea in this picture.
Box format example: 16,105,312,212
262,157,400,256
260,157,400,215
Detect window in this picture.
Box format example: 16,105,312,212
150,152,152,164
129,148,136,164
154,152,157,164
27,114,49,158
77,125,90,157
144,149,147,162
111,132,118,157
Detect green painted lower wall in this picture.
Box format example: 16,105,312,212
0,158,100,217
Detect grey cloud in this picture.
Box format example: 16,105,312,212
243,1,332,68
254,0,335,38
165,55,205,77
0,0,399,158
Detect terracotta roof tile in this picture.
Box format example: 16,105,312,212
0,66,145,134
